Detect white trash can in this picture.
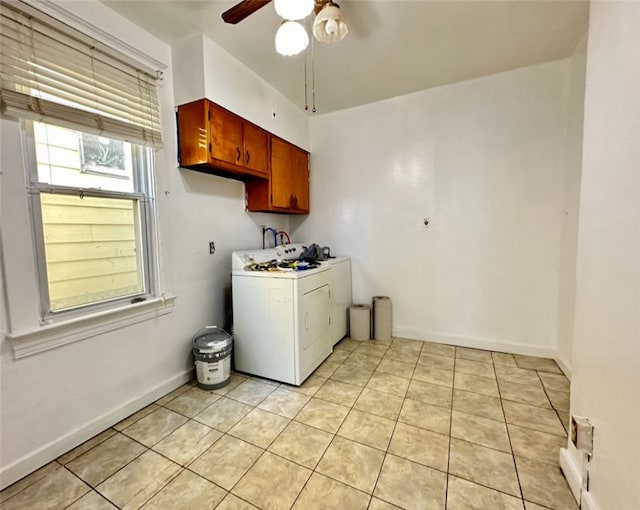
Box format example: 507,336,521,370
192,326,232,390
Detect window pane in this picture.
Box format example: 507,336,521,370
34,122,135,193
40,193,144,311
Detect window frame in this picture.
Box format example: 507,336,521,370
22,119,160,322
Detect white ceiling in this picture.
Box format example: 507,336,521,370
102,0,589,114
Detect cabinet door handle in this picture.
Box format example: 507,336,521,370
236,147,241,162
246,150,250,165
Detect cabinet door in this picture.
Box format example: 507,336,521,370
292,147,309,212
270,137,294,208
243,123,269,176
210,103,243,166
177,100,208,167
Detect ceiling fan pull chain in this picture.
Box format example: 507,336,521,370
304,17,309,111
311,31,316,113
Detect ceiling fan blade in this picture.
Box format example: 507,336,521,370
222,0,272,24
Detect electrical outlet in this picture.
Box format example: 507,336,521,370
571,416,594,455
209,241,216,254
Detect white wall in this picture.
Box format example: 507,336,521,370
556,36,587,376
173,33,309,151
563,2,640,509
293,59,579,357
0,1,296,489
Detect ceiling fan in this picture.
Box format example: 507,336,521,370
222,0,349,49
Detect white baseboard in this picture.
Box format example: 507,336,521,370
559,447,583,504
392,327,557,359
581,490,600,510
0,369,193,490
555,356,572,379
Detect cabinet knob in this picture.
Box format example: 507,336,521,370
246,150,250,165
236,147,241,162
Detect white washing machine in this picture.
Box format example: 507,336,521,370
231,245,334,385
326,256,352,345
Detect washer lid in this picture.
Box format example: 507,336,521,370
193,326,232,352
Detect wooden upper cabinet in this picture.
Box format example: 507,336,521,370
246,136,310,214
177,99,268,179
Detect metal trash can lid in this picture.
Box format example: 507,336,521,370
192,326,232,353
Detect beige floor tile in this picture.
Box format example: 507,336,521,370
365,372,409,397
268,421,333,469
454,372,500,397
122,407,188,447
374,454,446,510
316,436,385,493
538,373,570,393
525,502,553,510
417,352,455,371
337,338,361,352
412,365,454,387
369,498,403,509
96,451,181,510
257,387,311,418
516,456,579,509
0,462,60,502
446,476,524,510
189,435,263,490
499,380,552,408
449,438,520,497
451,410,511,452
388,422,449,471
292,473,370,510
354,342,389,358
162,387,220,417
546,389,571,412
66,433,146,486
0,463,89,510
398,398,451,435
155,384,192,406
58,429,117,465
338,409,396,451
391,337,424,351
193,396,252,432
141,470,226,510
226,379,277,406
67,491,118,509
492,352,518,366
502,400,566,437
343,352,382,372
456,347,493,363
315,379,363,406
384,347,420,364
495,364,541,385
294,397,350,433
114,404,160,431
228,408,290,448
313,360,341,378
375,358,416,379
406,379,452,408
453,389,504,422
514,355,562,374
508,424,566,465
288,374,328,396
354,388,404,420
212,374,247,396
326,349,350,364
331,364,374,386
421,341,456,358
152,420,222,466
216,494,259,509
232,452,311,510
455,358,496,379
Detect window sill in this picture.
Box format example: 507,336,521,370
8,295,176,359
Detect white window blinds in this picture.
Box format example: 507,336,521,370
0,1,162,147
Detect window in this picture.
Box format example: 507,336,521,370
0,0,165,326
26,121,156,315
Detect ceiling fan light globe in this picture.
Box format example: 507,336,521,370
275,21,309,56
313,3,348,43
274,0,314,21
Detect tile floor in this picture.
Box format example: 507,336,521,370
0,338,577,510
